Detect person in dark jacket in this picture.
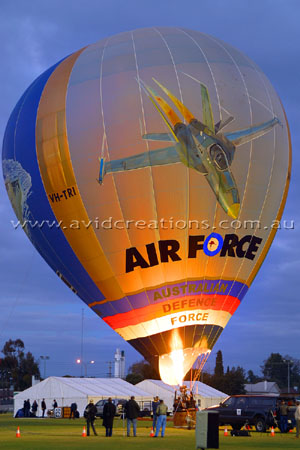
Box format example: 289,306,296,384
24,399,30,417
41,399,46,418
152,396,160,431
52,399,58,409
102,398,116,437
69,402,77,419
84,399,98,436
125,396,140,437
32,400,38,417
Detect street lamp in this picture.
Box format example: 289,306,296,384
76,359,95,377
40,356,50,379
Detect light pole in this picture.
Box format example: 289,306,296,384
40,356,50,379
76,359,95,377
284,359,291,393
106,361,113,378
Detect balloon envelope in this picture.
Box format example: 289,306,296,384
2,28,291,384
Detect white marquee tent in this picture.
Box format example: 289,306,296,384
136,379,227,412
14,377,152,417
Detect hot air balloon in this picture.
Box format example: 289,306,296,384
2,28,291,385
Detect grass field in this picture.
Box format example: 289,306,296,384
0,414,299,450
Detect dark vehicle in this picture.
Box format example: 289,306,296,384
206,395,296,432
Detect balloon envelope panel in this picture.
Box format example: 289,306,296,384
2,28,291,384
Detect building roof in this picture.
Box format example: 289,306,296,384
245,380,280,394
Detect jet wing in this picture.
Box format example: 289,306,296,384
104,145,181,175
224,117,280,146
142,132,176,142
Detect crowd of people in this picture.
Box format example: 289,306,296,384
276,399,300,435
16,388,196,438
18,398,57,418
16,395,170,436
14,393,300,438
173,392,196,412
82,395,168,437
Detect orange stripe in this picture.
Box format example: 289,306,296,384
102,294,240,329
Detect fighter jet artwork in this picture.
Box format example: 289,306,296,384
97,78,280,219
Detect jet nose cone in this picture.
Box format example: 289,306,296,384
227,203,240,219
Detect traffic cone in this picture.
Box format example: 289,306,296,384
16,426,21,438
150,428,154,437
224,427,228,436
82,426,87,437
270,426,275,437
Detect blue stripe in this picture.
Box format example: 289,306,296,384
92,279,248,318
2,61,105,304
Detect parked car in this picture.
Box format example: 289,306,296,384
205,394,296,432
95,399,126,418
95,398,151,418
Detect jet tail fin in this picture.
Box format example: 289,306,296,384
215,116,235,134
200,83,215,133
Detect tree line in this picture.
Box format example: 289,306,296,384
1,338,299,395
126,350,300,395
0,339,40,391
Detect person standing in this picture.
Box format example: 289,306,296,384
41,398,46,418
154,399,168,438
32,400,38,417
280,400,288,433
84,399,98,436
295,401,300,438
26,399,30,417
102,398,116,437
69,402,77,419
152,396,160,431
24,399,31,417
125,396,140,437
52,399,58,409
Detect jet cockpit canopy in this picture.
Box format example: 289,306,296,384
210,144,229,171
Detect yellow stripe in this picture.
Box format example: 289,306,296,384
36,50,123,301
115,309,231,340
247,105,292,286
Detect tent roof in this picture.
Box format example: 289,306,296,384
191,381,227,397
137,379,227,398
14,377,152,400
